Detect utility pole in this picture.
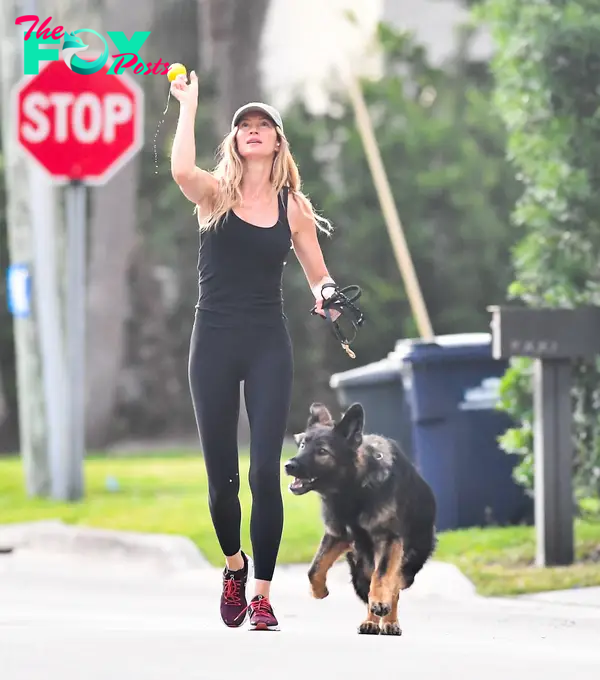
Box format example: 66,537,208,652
344,71,435,341
0,0,63,496
336,11,435,341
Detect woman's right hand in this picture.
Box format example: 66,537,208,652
170,70,198,109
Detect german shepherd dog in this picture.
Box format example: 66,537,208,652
284,402,437,636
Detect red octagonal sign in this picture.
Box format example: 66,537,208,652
13,58,144,185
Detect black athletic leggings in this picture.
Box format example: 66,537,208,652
188,310,294,582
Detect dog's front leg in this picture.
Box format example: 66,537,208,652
380,590,402,636
358,606,381,635
368,538,404,631
308,533,351,599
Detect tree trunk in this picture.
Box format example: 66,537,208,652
84,0,154,448
199,0,272,136
85,168,140,447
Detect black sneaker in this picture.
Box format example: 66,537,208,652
220,552,249,627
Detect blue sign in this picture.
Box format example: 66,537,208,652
6,264,31,318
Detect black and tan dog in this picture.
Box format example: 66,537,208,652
284,402,437,636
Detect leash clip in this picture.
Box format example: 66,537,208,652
342,342,356,359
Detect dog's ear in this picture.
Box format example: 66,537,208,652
307,402,333,428
293,432,305,445
335,403,364,446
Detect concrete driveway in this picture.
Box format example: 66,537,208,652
1,545,599,680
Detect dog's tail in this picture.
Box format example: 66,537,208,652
346,550,371,604
403,532,437,589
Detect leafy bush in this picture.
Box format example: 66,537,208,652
477,0,600,503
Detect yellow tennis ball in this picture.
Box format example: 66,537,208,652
167,63,187,82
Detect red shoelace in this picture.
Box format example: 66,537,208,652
222,576,242,606
250,596,273,617
234,596,274,623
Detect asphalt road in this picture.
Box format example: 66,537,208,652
1,549,599,679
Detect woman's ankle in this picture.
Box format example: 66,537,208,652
253,578,271,600
225,550,245,572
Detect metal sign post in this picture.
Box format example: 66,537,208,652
64,180,86,501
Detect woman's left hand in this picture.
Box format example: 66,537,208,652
314,298,341,321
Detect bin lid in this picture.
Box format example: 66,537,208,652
458,376,502,411
394,332,493,365
329,353,403,389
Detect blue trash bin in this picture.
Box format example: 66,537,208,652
329,352,414,461
396,333,532,532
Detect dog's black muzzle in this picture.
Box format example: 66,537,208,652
284,458,318,496
284,458,300,476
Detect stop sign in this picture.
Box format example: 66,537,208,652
13,58,144,185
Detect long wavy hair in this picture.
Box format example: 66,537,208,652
197,124,333,236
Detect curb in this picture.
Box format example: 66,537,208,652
0,520,210,571
409,560,478,599
0,522,477,599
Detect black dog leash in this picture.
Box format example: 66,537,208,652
310,283,365,359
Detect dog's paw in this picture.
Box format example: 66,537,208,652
358,620,380,635
369,601,391,617
380,621,402,636
309,579,329,599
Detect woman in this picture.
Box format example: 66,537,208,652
170,70,339,631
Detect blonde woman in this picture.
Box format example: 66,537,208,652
170,71,338,631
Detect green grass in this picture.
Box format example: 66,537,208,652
435,522,600,596
1,452,599,597
0,447,324,565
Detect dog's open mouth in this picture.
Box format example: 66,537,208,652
288,477,317,495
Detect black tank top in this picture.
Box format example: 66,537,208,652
196,187,292,325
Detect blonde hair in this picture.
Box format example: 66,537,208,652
197,125,333,236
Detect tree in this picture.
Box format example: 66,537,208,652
197,0,272,136
78,0,159,448
477,0,600,504
279,21,522,431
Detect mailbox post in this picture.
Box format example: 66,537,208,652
488,305,600,567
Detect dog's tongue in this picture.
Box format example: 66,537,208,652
290,478,303,490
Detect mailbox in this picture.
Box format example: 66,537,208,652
488,305,600,360
487,303,600,568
